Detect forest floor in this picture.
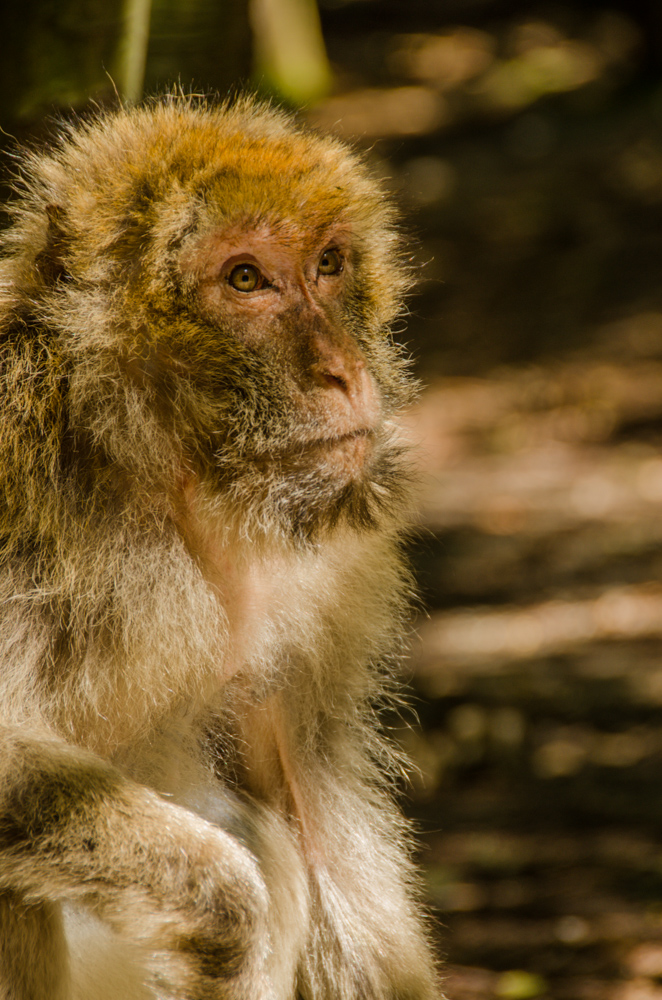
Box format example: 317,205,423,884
313,3,662,998
404,362,662,1000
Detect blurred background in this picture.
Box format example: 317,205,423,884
6,1,662,996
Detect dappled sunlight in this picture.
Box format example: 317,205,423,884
402,352,662,536
417,584,662,671
400,314,662,676
311,11,640,141
398,305,662,995
308,84,447,137
389,28,496,91
475,31,604,111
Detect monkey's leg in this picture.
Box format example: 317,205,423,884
294,781,443,1000
0,729,273,1000
0,892,69,1000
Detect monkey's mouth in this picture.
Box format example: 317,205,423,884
295,426,374,456
240,428,376,477
309,427,373,449
294,427,375,477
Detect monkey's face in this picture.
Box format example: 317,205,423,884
181,221,381,479
170,213,413,539
14,100,413,540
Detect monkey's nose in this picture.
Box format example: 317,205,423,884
311,347,381,428
310,335,364,398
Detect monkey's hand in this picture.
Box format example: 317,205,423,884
0,730,274,1000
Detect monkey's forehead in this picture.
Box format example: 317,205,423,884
41,100,390,237
186,148,363,232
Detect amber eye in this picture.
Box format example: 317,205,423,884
318,248,343,276
228,263,263,292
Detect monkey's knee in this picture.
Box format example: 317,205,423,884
0,892,69,1000
0,741,123,892
133,880,274,1000
176,894,265,981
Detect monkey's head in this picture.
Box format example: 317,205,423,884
4,96,415,544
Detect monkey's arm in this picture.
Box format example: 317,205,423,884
0,728,272,1000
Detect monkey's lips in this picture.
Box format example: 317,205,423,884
245,429,375,480
300,428,375,477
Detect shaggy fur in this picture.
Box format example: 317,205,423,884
0,95,441,999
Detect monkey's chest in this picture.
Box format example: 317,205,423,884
233,694,307,825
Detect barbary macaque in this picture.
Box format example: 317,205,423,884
0,95,442,1000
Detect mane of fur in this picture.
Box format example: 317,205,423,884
0,94,415,756
0,96,439,1000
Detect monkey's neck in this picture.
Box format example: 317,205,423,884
174,473,324,685
188,534,293,680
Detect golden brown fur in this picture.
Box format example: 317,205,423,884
0,95,441,999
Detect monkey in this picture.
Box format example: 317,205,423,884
0,94,442,1000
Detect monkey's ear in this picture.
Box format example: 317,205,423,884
34,204,72,285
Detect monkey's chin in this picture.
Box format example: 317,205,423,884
209,428,405,543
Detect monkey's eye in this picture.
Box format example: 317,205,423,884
228,263,265,292
318,248,343,276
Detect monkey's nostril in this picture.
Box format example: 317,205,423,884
321,371,349,393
